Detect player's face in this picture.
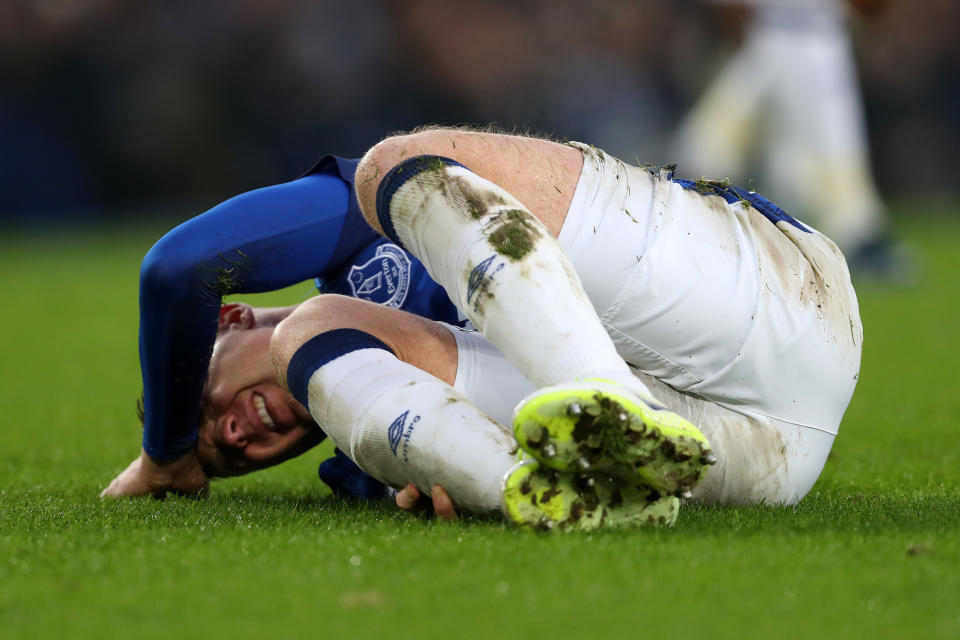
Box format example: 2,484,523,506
196,311,323,477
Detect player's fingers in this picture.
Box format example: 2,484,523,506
99,480,119,498
396,483,423,511
100,457,148,498
405,483,422,502
100,471,143,498
431,485,459,522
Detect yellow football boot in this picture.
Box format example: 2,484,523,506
502,460,680,531
512,379,716,497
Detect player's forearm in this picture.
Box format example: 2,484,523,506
138,235,221,459
138,172,357,459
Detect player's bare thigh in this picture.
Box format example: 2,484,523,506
355,127,583,237
272,294,459,390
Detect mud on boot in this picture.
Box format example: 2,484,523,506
501,460,679,531
512,379,717,497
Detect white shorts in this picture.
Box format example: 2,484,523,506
560,143,862,435
448,143,863,505
448,326,835,505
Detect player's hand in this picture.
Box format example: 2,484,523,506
396,483,459,522
100,448,209,499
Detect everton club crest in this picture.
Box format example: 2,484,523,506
348,243,412,308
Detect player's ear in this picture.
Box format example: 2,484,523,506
218,303,256,331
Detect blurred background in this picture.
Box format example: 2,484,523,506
2,0,957,226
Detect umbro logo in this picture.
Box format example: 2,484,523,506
388,410,420,461
467,254,504,310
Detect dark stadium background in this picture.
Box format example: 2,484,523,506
1,0,957,221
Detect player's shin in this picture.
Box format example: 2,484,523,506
286,329,516,513
374,156,648,397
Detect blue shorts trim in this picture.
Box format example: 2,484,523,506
672,176,811,233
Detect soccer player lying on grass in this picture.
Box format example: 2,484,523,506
102,128,863,529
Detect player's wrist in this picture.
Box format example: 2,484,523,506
139,448,202,480
140,446,200,466
138,448,209,497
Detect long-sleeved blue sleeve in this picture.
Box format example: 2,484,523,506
139,162,377,459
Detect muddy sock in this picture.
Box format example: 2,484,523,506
375,156,651,396
287,328,517,513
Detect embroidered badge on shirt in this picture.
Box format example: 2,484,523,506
348,243,412,308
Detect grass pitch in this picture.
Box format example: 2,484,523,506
1,211,958,639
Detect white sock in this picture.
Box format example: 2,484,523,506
288,331,517,513
377,157,651,397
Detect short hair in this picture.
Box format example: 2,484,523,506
389,122,560,143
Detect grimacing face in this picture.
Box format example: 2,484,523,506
196,303,324,477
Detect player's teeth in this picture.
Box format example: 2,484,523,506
253,393,276,430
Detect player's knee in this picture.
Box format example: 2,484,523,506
356,128,459,229
357,134,411,229
271,295,371,384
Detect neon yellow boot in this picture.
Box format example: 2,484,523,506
512,379,716,497
502,460,680,531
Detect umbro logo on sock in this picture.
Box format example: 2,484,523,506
467,254,504,308
388,410,420,461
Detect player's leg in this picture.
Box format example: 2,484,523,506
448,326,679,528
354,128,580,239
354,129,638,391
353,129,714,497
271,295,676,528
269,294,508,513
758,7,885,253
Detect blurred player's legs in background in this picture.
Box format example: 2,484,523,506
671,0,917,283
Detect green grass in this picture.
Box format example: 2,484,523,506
2,212,959,639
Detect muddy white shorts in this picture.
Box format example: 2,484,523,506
449,325,840,505
450,142,863,505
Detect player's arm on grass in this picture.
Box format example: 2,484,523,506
103,160,375,497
